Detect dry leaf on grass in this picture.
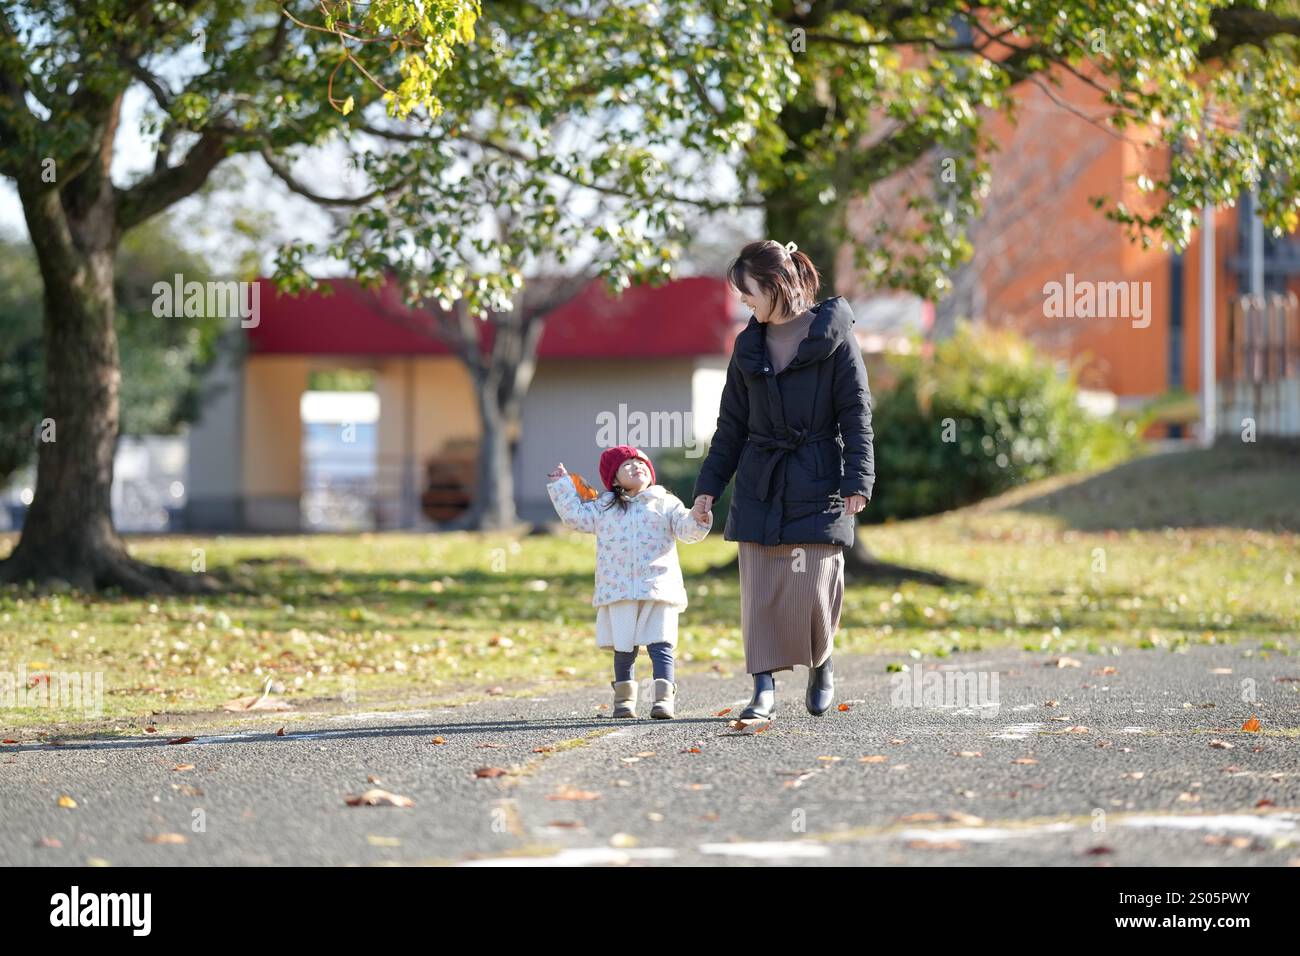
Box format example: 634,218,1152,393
222,694,294,712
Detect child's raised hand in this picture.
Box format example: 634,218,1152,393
547,462,568,481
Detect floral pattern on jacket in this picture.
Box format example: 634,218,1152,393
546,477,712,610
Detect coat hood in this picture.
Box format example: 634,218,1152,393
733,296,856,376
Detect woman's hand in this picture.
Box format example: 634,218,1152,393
547,462,568,481
691,494,713,523
844,494,867,516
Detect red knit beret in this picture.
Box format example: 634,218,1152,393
598,445,656,492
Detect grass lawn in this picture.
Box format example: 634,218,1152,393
1,442,1297,734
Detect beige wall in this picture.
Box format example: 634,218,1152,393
514,357,713,521
241,355,310,530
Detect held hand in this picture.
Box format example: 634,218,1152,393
547,462,568,481
844,494,867,516
691,494,713,523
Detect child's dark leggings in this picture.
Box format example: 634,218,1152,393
613,642,674,683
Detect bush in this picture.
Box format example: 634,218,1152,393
651,444,732,522
866,323,1137,521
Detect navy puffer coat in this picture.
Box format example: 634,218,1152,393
692,296,875,548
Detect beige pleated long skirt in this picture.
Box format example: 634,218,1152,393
738,541,844,674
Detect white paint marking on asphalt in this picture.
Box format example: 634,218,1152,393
899,822,1078,843
1119,814,1299,836
1119,726,1147,734
990,722,1045,740
698,841,830,859
326,710,440,721
456,847,677,866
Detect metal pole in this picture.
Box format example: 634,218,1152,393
1200,196,1216,447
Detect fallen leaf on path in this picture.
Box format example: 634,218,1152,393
547,786,601,801
276,727,286,737
1204,834,1251,848
1209,739,1234,749
837,703,851,711
144,833,188,844
474,767,508,778
171,764,194,772
36,836,61,848
1242,717,1261,732
859,755,888,763
1012,757,1038,765
906,839,964,850
431,736,447,744
366,835,402,847
714,708,732,717
953,750,983,758
57,795,77,809
723,717,773,733
1049,657,1081,668
345,789,415,808
167,736,195,745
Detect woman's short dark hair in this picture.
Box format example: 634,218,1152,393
726,240,821,317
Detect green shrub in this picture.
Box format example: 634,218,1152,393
651,444,733,521
866,322,1137,521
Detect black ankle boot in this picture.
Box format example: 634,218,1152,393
806,656,834,716
740,671,776,720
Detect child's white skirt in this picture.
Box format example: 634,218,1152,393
596,599,679,653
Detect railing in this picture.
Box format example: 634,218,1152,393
302,453,422,531
1219,292,1300,437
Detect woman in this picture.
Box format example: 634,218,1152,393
689,240,875,720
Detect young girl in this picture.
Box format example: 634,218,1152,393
546,445,712,719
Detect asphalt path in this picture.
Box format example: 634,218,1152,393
3,646,1298,866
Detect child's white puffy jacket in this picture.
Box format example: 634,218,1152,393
546,477,712,610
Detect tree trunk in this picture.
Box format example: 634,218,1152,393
440,376,527,533
0,186,218,594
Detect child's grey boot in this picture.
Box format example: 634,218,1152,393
650,679,677,719
611,679,638,718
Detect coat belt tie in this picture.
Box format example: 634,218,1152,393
747,426,838,501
